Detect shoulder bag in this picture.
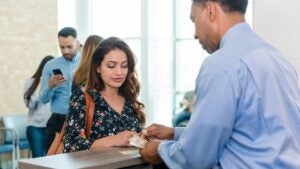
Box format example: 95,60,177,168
47,91,95,155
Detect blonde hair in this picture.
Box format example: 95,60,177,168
73,35,103,86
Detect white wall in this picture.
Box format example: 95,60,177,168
253,0,300,74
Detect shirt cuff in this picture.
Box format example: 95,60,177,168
174,127,184,141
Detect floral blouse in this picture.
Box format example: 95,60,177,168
63,89,143,153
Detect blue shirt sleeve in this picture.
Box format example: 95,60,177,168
158,65,236,169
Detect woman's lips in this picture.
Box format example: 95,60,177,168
112,78,123,82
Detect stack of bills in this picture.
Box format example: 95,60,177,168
129,135,148,148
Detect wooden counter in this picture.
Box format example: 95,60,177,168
19,147,152,169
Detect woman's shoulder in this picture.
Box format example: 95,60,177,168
72,87,99,102
70,87,86,101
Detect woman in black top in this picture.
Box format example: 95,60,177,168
64,37,145,153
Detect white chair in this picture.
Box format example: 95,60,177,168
0,127,18,169
2,114,31,168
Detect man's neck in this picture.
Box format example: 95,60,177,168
216,13,246,44
63,51,78,61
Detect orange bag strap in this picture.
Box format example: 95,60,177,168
60,122,67,137
83,89,95,138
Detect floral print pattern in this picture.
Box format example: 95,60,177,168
63,89,142,153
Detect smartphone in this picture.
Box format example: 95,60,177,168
52,69,63,75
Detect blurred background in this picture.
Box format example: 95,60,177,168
0,0,300,127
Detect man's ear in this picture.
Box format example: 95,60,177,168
76,40,80,49
206,2,216,21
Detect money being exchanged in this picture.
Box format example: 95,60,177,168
129,135,148,148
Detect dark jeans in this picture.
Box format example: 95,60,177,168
26,126,46,158
45,113,66,153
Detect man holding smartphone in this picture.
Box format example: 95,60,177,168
39,27,81,153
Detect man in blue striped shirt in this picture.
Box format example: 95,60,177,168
140,0,300,168
39,27,81,152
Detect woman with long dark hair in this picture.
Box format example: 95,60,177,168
63,37,145,152
24,55,54,157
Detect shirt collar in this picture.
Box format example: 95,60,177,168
220,22,251,48
73,51,81,63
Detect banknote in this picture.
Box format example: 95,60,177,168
129,135,147,148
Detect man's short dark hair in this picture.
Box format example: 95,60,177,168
58,27,77,38
192,0,248,14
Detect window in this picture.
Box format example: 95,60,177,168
174,0,208,113
91,0,142,75
91,0,141,38
58,0,253,126
173,0,253,124
57,0,75,29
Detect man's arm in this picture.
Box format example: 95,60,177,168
144,67,236,168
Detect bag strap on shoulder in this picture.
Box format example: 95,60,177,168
82,89,95,138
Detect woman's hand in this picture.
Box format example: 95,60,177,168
91,131,137,148
110,131,137,146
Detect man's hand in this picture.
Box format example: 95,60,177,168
48,75,65,88
139,139,162,164
142,123,174,140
